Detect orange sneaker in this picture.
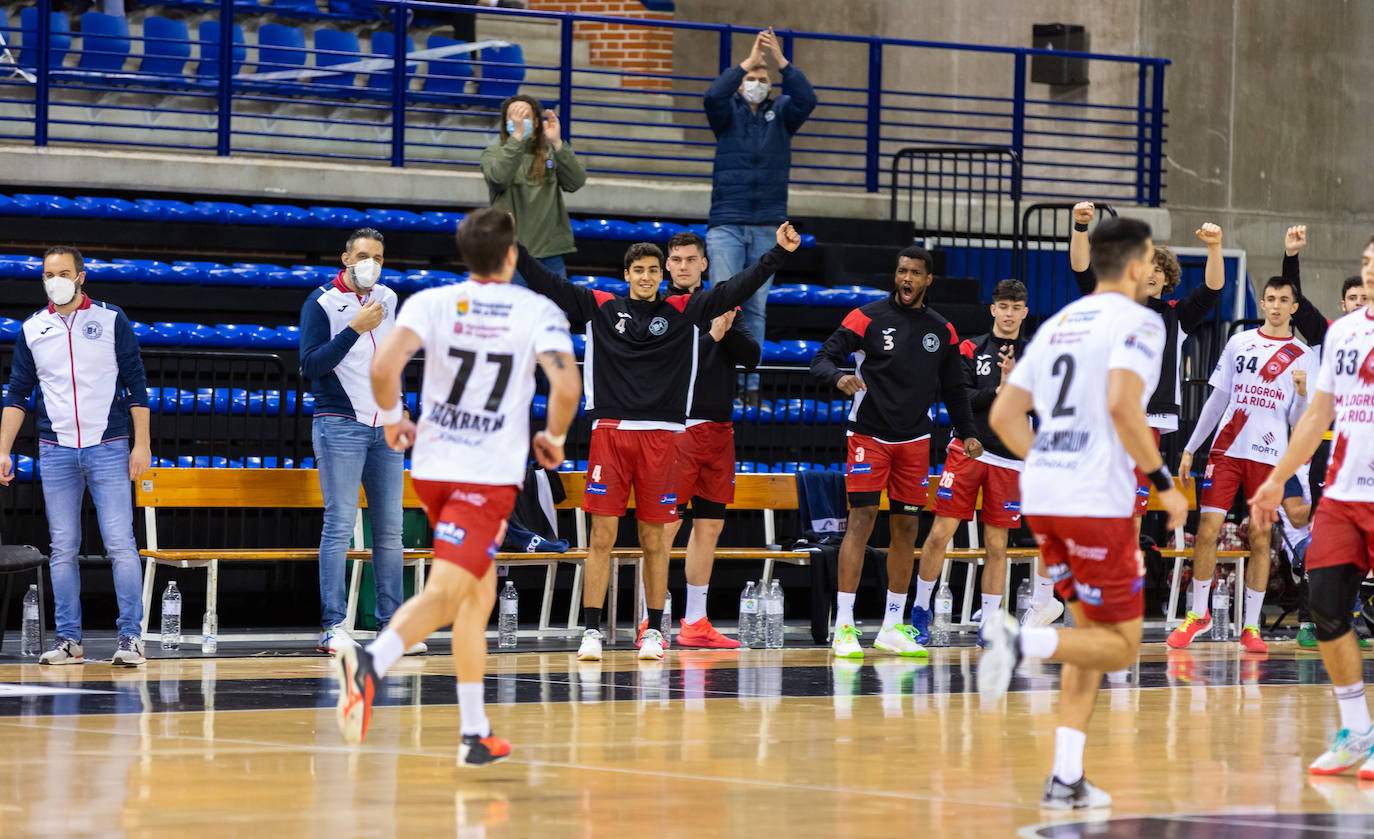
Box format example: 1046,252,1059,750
1166,611,1211,649
637,619,672,650
458,732,511,767
1240,626,1268,653
676,617,741,649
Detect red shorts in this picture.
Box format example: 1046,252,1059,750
1132,428,1164,516
1306,498,1374,574
1200,453,1271,514
674,421,736,506
412,480,518,577
585,425,679,523
1024,515,1145,623
846,434,930,507
931,440,1022,529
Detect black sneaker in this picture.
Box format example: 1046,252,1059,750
334,644,378,745
1041,775,1112,810
458,732,512,768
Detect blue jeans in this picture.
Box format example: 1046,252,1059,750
312,415,405,630
38,439,145,639
511,254,567,287
706,224,776,392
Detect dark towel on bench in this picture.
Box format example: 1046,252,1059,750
501,467,569,553
795,470,847,537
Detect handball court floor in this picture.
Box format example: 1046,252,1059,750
3,638,1374,838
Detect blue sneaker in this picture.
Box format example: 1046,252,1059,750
977,624,985,648
910,605,932,645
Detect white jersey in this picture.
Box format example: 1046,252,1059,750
1008,292,1166,518
1206,328,1317,465
1315,307,1374,502
395,281,573,485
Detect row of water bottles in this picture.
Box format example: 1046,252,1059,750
738,580,785,648
159,582,218,654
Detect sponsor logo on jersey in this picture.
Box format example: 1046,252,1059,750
585,482,608,495
936,486,954,499
1124,333,1155,359
456,297,470,316
1032,430,1090,453
1002,500,1020,511
1259,344,1303,383
1263,431,1275,446
922,333,940,352
434,522,466,546
921,476,930,487
82,322,103,340
1136,485,1151,498
649,317,668,336
1074,581,1103,605
1131,576,1145,593
1046,561,1072,582
659,493,676,505
1065,538,1108,561
848,463,872,474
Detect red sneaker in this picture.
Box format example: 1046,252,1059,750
676,617,741,649
1166,612,1211,649
1240,626,1268,654
458,733,511,767
637,619,671,650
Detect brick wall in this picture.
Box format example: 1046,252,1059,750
529,1,674,90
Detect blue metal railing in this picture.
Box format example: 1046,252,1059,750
1,0,1168,205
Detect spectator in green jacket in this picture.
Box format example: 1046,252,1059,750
481,95,586,283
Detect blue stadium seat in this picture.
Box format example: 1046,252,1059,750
766,284,822,305
815,285,886,306
251,203,314,226
195,21,247,82
137,16,192,81
476,42,523,103
800,233,817,249
271,0,324,16
568,218,587,237
11,194,80,217
366,208,423,230
231,263,293,286
193,201,257,223
570,334,586,357
268,326,301,348
72,196,136,218
256,24,309,87
531,394,547,419
82,259,139,281
0,317,20,340
0,255,42,278
571,275,629,296
291,265,337,284
394,269,449,292
639,221,690,242
76,12,131,73
309,206,369,227
18,9,72,70
367,30,415,92
579,219,639,240
312,28,361,88
148,323,187,345
417,211,462,232
131,198,191,221
15,455,35,482
422,35,473,98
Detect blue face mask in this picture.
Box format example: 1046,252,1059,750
506,118,533,138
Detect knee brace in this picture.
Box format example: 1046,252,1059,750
848,491,882,509
1308,564,1363,642
889,498,924,517
690,497,726,520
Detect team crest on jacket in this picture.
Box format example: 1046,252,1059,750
82,322,102,340
922,333,940,352
649,317,668,336
455,296,470,316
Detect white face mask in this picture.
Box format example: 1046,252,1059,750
44,276,78,306
741,80,769,105
350,258,381,290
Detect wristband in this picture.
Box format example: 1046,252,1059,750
377,403,403,425
1073,221,1089,232
1147,465,1173,493
544,431,567,446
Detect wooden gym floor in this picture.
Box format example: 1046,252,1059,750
2,641,1374,838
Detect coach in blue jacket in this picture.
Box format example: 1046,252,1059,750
704,27,816,404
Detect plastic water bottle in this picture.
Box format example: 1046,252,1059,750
738,582,760,649
660,590,673,639
161,581,182,651
1015,578,1032,624
498,581,518,648
1211,576,1231,641
765,580,785,649
201,610,218,655
931,582,953,647
21,584,40,657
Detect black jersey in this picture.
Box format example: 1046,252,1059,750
959,332,1029,461
518,245,786,425
810,295,977,443
668,282,762,423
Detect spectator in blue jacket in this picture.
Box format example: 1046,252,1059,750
299,228,417,657
704,27,816,404
0,246,150,667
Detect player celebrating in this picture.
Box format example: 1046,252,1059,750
521,222,801,661
980,217,1187,810
915,279,1031,642
1168,276,1318,652
1249,263,1374,779
333,208,581,767
811,245,980,659
660,231,760,648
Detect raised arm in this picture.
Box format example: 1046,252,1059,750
1175,222,1226,333
479,138,524,195
543,111,587,194
1069,202,1096,296
705,66,746,135
684,222,799,321
1282,224,1330,347
515,244,597,322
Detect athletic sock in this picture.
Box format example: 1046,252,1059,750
1020,626,1059,660
1244,587,1265,629
1052,726,1086,785
1032,573,1055,606
915,577,936,611
835,591,856,634
981,594,1003,625
684,583,709,624
1334,683,1373,733
583,607,603,633
366,629,406,679
646,609,664,633
457,682,490,737
881,589,906,631
1192,579,1212,617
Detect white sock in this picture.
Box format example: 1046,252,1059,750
1243,587,1264,629
1334,683,1373,733
881,589,906,631
1032,573,1055,606
1192,579,1212,617
1020,626,1059,660
457,682,490,737
915,577,936,611
684,584,709,624
980,594,1003,625
366,629,406,678
1052,726,1087,784
835,591,856,633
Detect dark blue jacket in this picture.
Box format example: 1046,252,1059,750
705,64,817,227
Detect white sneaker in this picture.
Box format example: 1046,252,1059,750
40,637,85,665
832,624,863,659
976,611,1022,702
1022,599,1065,627
1041,775,1112,810
111,636,146,667
637,628,665,661
873,625,928,657
317,625,356,656
1310,726,1374,776
404,641,428,656
577,629,604,662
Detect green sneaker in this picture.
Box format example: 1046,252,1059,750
832,624,863,659
873,624,929,657
1360,635,1372,651
1297,623,1317,648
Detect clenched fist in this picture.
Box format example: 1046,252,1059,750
1195,222,1223,247
1285,224,1307,257
1072,201,1095,225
